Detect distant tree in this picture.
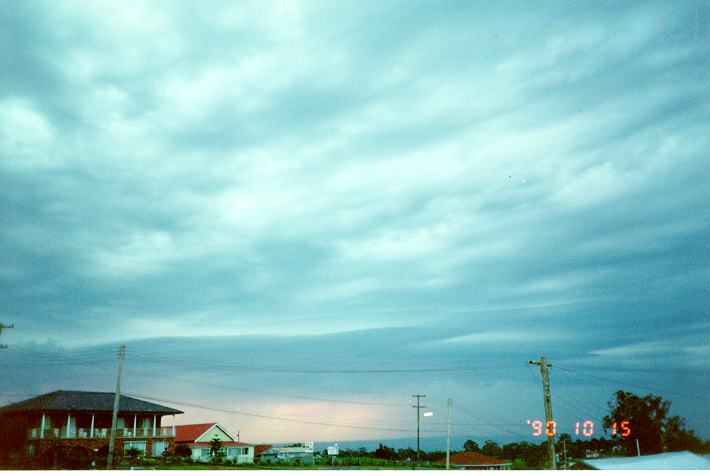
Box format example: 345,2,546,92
603,390,704,455
373,444,397,461
423,450,445,462
356,447,368,457
481,439,502,458
396,447,416,461
463,439,480,452
663,415,705,453
336,447,352,457
501,441,544,468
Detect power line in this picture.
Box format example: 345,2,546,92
551,392,605,427
547,371,610,415
452,402,532,440
10,347,117,357
127,350,520,374
554,366,706,402
126,367,409,407
557,363,698,375
123,392,447,434
5,356,118,365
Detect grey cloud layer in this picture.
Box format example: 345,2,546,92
0,0,708,439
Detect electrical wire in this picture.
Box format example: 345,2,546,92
125,367,410,407
127,350,521,374
123,392,448,434
451,401,532,440
554,366,706,402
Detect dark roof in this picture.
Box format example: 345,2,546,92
254,445,273,456
0,390,182,415
439,451,511,467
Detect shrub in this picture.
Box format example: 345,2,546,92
126,448,142,459
173,444,191,458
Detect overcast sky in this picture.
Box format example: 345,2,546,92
1,0,708,445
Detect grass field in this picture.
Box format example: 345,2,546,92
137,463,439,470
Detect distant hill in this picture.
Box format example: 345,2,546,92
306,435,537,453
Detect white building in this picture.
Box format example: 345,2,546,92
258,442,314,464
582,451,710,470
170,422,254,464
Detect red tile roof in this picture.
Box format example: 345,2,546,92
254,444,273,456
440,451,511,467
172,423,217,443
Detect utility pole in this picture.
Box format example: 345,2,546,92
107,345,126,470
412,394,426,464
0,323,14,349
529,356,557,470
446,399,452,470
636,439,641,457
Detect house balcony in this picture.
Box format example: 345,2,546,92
28,426,175,440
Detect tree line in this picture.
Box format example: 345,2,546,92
326,390,709,469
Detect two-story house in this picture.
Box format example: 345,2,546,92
0,390,182,468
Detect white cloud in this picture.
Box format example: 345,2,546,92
590,338,710,361
90,231,176,276
0,99,56,168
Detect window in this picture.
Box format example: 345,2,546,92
152,441,168,457
228,447,246,456
124,441,146,455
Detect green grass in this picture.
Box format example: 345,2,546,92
155,463,442,471
157,464,316,470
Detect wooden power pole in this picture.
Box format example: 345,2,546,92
412,394,426,464
446,398,452,470
107,345,126,470
529,356,557,470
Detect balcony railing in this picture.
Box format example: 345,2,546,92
28,427,175,440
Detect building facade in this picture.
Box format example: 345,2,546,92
0,390,182,468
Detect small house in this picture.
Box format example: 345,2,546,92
440,451,512,470
171,423,253,464
258,442,314,464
